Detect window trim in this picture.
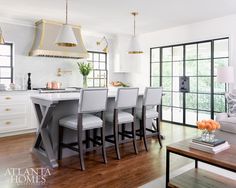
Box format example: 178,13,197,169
87,51,108,87
0,42,13,84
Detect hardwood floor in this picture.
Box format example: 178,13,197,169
0,123,199,188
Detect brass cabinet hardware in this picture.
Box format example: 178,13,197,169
5,121,11,125
5,108,11,111
5,97,11,100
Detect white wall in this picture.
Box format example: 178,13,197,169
0,20,127,89
127,14,236,90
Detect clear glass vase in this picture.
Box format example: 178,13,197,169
201,130,215,142
83,76,87,88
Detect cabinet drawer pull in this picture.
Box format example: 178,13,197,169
5,97,11,100
5,121,11,125
5,108,11,111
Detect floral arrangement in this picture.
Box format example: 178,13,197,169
77,62,92,76
197,119,220,132
77,62,92,88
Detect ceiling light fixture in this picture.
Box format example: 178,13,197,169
96,36,109,53
128,12,143,54
0,27,5,44
55,0,78,47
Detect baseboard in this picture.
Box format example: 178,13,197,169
0,128,37,138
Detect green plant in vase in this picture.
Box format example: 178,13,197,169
78,62,92,88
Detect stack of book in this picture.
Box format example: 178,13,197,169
190,137,230,154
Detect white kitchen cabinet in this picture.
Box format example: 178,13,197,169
0,91,37,137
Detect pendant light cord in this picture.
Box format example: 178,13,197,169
66,0,68,24
133,14,136,37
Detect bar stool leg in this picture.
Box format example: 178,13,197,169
101,127,107,164
78,131,85,171
85,130,90,148
114,123,121,160
132,121,138,154
121,124,125,140
139,120,143,140
78,114,85,170
142,118,148,151
113,110,121,160
156,117,162,148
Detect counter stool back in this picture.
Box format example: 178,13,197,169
143,87,162,107
79,89,108,113
106,88,139,160
115,88,139,109
137,87,163,151
58,88,108,170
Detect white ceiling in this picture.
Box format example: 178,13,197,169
0,0,236,35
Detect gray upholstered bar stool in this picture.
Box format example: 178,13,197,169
105,88,139,160
136,87,163,151
58,88,108,171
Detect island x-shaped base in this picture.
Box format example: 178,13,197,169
31,97,59,168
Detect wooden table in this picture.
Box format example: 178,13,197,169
166,139,236,188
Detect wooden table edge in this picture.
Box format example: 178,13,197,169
166,144,236,172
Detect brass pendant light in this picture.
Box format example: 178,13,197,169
128,12,143,54
0,27,5,44
55,0,78,47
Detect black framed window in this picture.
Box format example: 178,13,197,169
87,51,107,87
150,38,229,127
0,43,13,86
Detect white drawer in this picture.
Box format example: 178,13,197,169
0,94,28,104
0,116,27,132
0,104,27,115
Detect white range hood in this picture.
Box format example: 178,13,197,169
29,20,88,59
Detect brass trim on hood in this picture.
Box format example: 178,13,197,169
29,49,88,59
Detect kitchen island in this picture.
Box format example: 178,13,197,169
31,90,157,168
